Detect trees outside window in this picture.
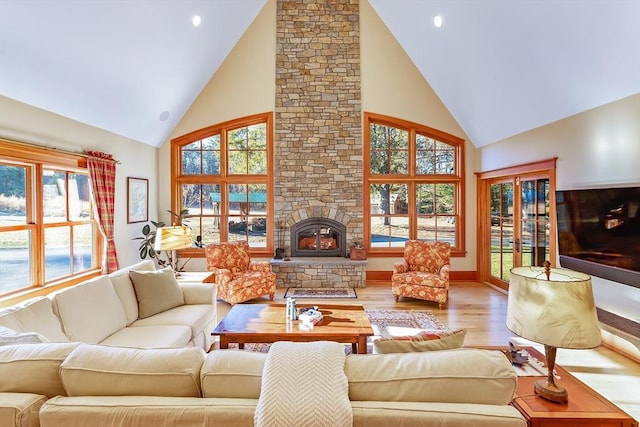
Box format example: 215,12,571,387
171,113,273,254
0,141,100,296
364,113,465,255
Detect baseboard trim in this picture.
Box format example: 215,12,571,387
597,308,640,339
366,271,390,281
597,308,640,363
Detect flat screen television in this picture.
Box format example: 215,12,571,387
556,186,640,289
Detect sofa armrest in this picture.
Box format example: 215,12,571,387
0,392,47,427
393,260,409,274
205,267,232,286
248,261,271,273
439,264,450,281
180,283,217,305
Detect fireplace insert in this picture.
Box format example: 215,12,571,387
291,218,346,257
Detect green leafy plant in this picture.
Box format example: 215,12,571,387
133,209,189,265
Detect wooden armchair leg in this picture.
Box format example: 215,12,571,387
393,294,400,302
269,293,274,301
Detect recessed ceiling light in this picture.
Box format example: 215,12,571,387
433,15,443,28
159,111,170,122
192,15,201,27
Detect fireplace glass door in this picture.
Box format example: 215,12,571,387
298,226,338,251
291,218,346,257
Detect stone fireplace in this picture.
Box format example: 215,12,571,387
270,207,366,288
271,0,364,288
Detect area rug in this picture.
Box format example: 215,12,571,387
283,287,357,299
226,309,448,353
365,309,449,339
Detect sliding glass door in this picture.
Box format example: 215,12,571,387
519,178,551,269
490,180,514,282
477,159,556,290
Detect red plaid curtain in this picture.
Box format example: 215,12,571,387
86,151,119,273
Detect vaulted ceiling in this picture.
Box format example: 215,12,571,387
1,0,638,148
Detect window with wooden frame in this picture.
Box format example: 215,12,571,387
0,140,101,297
171,113,273,255
364,113,466,256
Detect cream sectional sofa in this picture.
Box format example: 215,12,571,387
0,342,526,427
0,260,217,350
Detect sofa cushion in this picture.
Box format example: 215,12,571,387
373,328,466,354
109,259,156,325
345,348,517,405
130,267,185,319
99,325,192,348
60,344,205,397
0,392,47,427
0,326,48,346
131,304,214,340
40,396,259,427
52,275,127,343
0,296,69,342
0,342,80,398
201,350,267,399
350,401,527,427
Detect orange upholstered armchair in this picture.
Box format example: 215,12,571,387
391,240,451,308
205,241,276,305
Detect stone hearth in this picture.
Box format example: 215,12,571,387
270,257,366,289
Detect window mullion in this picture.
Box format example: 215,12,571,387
219,179,229,242
408,181,417,240
220,130,228,179
408,129,416,177
33,163,45,286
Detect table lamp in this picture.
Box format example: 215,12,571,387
153,225,193,275
506,261,601,403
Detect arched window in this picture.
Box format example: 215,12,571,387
171,113,273,256
364,113,466,256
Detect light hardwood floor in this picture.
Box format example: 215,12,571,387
215,281,640,422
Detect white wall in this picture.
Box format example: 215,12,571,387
0,95,158,267
478,94,640,323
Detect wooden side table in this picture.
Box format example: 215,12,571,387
175,271,214,284
511,347,638,427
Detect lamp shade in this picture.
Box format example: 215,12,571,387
154,226,193,251
506,266,601,349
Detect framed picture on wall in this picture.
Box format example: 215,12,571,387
127,177,148,223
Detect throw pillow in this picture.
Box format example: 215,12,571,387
373,328,466,354
0,326,48,346
130,267,185,319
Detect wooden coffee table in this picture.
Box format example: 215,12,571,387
211,303,374,354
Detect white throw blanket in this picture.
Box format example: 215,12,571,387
254,341,353,427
